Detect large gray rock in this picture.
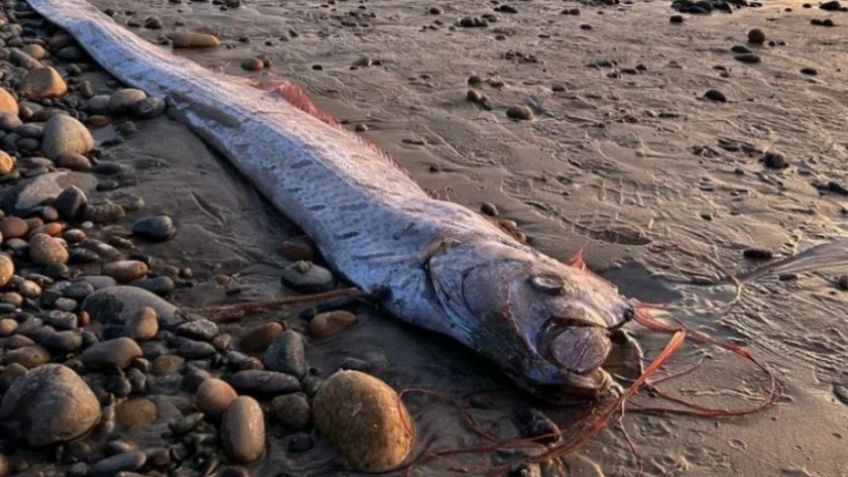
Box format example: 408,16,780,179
3,171,96,214
41,114,94,159
0,364,101,446
82,286,180,328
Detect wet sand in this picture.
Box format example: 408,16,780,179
5,0,848,475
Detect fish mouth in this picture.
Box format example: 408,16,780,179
524,367,613,404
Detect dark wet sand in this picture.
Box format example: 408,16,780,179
33,0,848,475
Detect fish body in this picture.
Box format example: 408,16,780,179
30,0,634,401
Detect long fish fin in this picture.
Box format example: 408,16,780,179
251,79,340,127
249,78,418,182
566,245,587,270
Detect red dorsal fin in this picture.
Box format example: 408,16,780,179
251,79,339,127
245,77,417,181
566,245,587,270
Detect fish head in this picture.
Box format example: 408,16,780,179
429,239,633,402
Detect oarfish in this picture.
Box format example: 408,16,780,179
30,0,635,402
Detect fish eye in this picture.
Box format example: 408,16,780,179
614,304,635,329
530,274,565,295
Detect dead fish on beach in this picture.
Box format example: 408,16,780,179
31,0,636,403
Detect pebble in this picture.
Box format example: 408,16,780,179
704,89,727,102
175,318,218,344
748,28,766,44
221,396,265,464
91,451,147,477
40,330,83,353
506,105,533,120
280,260,335,293
131,276,175,296
466,89,485,103
270,393,311,429
278,237,316,262
0,254,14,287
763,151,788,169
29,233,69,265
0,88,18,117
0,318,16,337
196,377,238,416
5,345,51,368
229,370,300,396
734,53,761,64
54,185,88,220
313,370,414,471
309,310,358,339
743,248,773,260
152,354,184,375
177,338,217,359
132,214,176,241
123,306,159,341
103,260,149,282
240,322,284,352
836,275,848,291
18,67,67,100
800,67,818,76
241,57,265,71
55,153,93,172
0,364,101,446
263,330,307,379
0,217,28,238
115,398,157,431
170,32,221,48
81,337,143,370
109,89,148,115
41,114,94,159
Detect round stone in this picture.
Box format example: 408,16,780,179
241,57,265,71
18,67,67,100
115,398,157,431
221,396,265,464
309,310,358,339
123,307,159,341
239,322,284,352
170,32,220,48
132,215,176,241
0,255,14,287
29,233,69,266
102,260,149,283
0,88,18,116
196,377,238,416
263,330,307,379
41,114,94,159
0,318,17,337
748,28,766,44
0,217,29,238
54,185,88,220
0,364,101,446
81,337,143,370
280,261,335,293
270,393,311,430
109,89,148,115
506,105,533,120
312,370,414,471
0,151,14,175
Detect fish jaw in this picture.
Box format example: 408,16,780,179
427,238,633,401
